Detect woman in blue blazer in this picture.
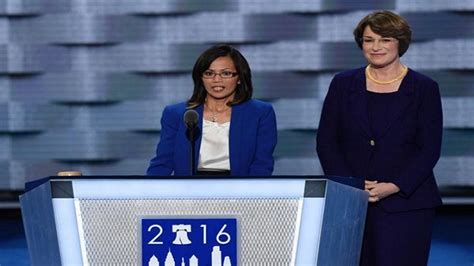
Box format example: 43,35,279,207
147,44,277,176
317,11,442,266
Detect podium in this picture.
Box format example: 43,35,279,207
20,176,368,265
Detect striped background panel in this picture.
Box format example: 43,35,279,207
0,0,473,191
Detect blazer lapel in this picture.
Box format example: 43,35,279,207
377,69,415,138
350,68,372,137
229,102,244,175
194,105,204,170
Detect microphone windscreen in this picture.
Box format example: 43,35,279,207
183,109,199,127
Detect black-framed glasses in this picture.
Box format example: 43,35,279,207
202,70,238,79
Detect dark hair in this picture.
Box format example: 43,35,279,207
187,44,253,108
353,10,412,57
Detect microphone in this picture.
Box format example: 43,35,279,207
183,109,199,176
183,109,199,129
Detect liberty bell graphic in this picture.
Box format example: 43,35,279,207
172,224,192,245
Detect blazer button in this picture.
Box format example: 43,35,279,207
369,139,375,146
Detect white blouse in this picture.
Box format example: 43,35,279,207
198,119,231,170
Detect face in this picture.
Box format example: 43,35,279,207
362,26,400,68
202,56,240,102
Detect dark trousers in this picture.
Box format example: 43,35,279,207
360,203,436,266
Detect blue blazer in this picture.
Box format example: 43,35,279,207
317,67,443,212
147,99,277,176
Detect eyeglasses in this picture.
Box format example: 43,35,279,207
202,70,238,79
361,37,398,47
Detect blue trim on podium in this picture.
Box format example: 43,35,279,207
317,179,368,266
20,181,62,266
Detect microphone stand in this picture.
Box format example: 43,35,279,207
184,109,199,176
186,124,198,176
189,126,196,176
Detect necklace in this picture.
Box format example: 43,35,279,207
366,64,408,85
206,103,230,123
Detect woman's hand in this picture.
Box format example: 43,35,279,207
365,180,400,202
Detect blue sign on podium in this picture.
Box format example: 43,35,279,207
141,218,238,266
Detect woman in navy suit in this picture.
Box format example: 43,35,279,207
147,44,277,176
316,11,442,266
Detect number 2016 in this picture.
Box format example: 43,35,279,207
147,224,231,245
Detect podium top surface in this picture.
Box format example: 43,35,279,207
25,175,364,192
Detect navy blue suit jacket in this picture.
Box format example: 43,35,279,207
317,67,443,212
147,99,277,176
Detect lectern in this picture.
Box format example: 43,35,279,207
20,176,368,265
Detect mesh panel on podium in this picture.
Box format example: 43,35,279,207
77,198,300,265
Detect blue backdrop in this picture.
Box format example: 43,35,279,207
0,1,472,203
